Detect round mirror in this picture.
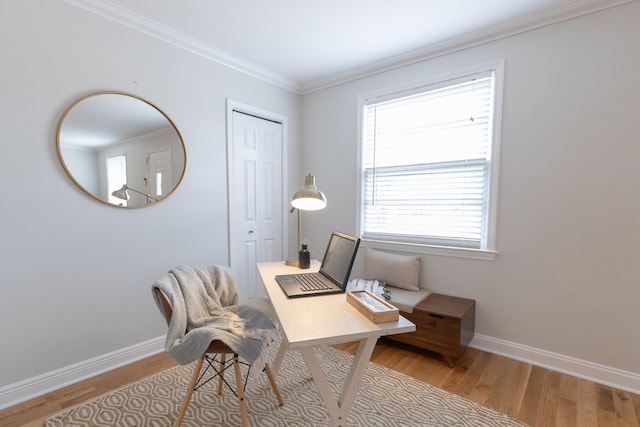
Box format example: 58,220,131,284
57,91,187,208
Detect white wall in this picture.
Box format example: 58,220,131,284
61,145,99,194
301,2,640,385
0,0,300,392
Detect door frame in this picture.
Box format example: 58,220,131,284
225,98,289,267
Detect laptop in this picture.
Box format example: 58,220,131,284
276,231,361,298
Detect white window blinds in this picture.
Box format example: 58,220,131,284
361,71,495,250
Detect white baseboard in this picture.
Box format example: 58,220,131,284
470,334,640,394
0,336,165,410
2,333,639,411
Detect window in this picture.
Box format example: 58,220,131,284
106,154,127,206
359,62,503,256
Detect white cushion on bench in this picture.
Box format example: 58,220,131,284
347,279,430,314
386,286,431,314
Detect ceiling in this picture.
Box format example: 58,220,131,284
60,93,173,148
70,0,627,93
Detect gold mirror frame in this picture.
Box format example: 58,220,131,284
56,91,187,208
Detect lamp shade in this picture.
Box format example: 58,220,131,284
111,184,130,201
291,174,327,211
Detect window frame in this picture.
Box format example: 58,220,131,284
356,60,504,261
106,153,128,206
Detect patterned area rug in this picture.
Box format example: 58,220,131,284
46,345,528,426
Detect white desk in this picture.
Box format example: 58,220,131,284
257,261,415,427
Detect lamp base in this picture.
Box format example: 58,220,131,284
285,258,299,267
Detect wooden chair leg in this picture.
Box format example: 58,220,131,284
174,353,278,427
263,363,283,405
233,355,249,427
174,355,205,427
217,353,227,395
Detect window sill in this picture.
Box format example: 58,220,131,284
360,239,497,261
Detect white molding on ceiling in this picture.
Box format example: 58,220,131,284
63,0,300,93
300,0,635,94
65,0,634,95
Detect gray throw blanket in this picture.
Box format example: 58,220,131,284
151,265,276,369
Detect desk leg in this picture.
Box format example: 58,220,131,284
299,337,378,427
271,339,289,378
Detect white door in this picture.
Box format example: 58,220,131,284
229,109,283,302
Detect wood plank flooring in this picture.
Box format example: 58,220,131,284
1,339,638,427
336,339,640,427
0,353,177,427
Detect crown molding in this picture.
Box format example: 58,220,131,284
300,0,635,94
65,0,633,95
63,0,301,93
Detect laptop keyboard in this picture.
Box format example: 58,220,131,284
295,274,331,291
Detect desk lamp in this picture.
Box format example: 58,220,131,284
286,174,327,266
111,184,159,204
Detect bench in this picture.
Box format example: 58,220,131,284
351,247,475,367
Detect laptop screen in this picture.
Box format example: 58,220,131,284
319,231,360,286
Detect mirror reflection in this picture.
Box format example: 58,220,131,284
57,91,186,208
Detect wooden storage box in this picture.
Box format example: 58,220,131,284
347,290,399,323
387,293,475,367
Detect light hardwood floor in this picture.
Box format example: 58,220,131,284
1,339,638,427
